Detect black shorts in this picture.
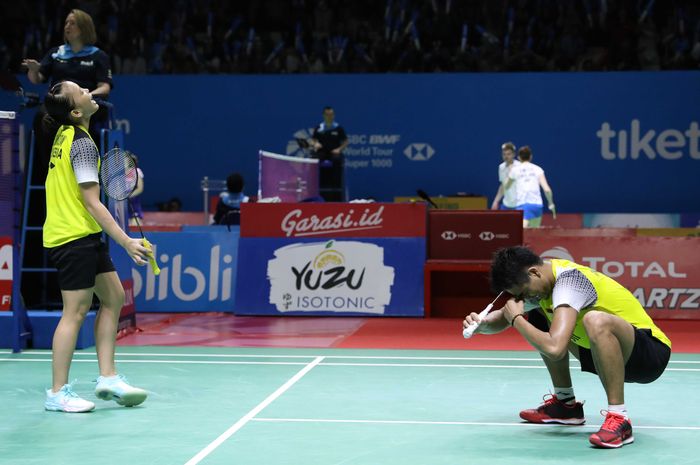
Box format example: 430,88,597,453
528,309,671,384
579,327,671,384
47,233,115,290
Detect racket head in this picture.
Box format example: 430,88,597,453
100,148,139,201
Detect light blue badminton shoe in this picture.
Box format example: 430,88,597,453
95,374,148,407
45,383,96,413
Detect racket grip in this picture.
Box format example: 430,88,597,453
462,303,494,339
462,323,479,339
142,238,161,275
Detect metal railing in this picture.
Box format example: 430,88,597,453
200,176,228,224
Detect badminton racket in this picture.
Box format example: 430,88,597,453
463,291,505,339
100,147,160,275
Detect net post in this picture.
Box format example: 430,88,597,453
202,176,210,224
257,150,263,199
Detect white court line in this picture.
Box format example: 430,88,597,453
0,358,308,366
3,351,698,364
252,417,700,431
183,356,324,465
323,362,548,369
2,358,699,371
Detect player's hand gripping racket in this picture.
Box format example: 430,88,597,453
463,291,505,339
100,148,160,275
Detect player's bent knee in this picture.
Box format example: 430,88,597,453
581,310,610,338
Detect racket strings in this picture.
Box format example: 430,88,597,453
101,149,138,201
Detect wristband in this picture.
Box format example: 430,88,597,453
511,313,525,327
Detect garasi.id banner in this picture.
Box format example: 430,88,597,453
236,202,426,316
528,237,700,320
240,202,426,238
131,230,239,312
22,71,691,214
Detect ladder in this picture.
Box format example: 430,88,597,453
0,111,32,352
20,129,59,310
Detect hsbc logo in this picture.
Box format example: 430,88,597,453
404,143,435,161
441,231,472,240
479,231,510,241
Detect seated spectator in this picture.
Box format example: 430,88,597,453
214,173,250,225
156,197,183,212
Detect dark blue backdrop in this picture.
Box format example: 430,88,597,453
4,71,698,213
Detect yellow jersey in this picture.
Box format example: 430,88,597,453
43,125,102,248
537,259,671,349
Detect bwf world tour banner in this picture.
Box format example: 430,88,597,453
60,71,698,214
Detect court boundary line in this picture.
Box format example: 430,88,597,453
3,358,699,372
251,417,700,431
183,355,325,465
3,350,698,364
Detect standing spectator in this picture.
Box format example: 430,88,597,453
490,141,521,210
310,106,349,201
505,145,555,228
23,9,113,183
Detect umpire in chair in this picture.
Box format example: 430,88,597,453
310,106,349,202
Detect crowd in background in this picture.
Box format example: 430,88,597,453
2,0,700,75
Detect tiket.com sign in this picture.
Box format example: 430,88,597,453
267,240,395,314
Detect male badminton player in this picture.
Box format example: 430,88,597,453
42,81,149,412
463,246,671,448
502,146,555,228
489,141,520,211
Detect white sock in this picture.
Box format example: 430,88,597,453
608,404,628,418
554,386,576,405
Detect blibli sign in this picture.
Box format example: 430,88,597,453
131,232,238,312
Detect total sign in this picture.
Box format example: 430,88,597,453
0,237,11,310
532,237,700,318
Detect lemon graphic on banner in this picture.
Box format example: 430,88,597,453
313,241,345,270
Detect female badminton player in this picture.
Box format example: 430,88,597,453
42,80,149,412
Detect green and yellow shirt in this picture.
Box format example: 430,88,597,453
537,259,671,350
43,124,101,248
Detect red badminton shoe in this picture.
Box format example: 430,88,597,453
589,411,634,448
519,393,585,425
